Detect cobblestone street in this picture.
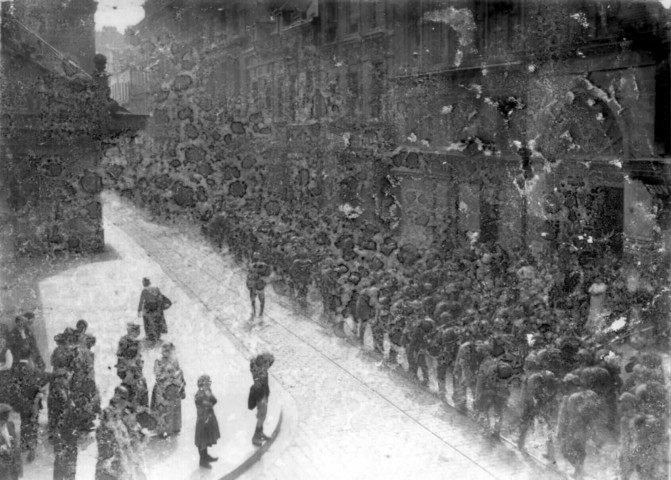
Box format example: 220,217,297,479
104,192,562,480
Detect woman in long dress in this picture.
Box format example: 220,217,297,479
150,343,185,437
194,375,219,469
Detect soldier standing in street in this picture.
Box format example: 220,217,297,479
404,315,434,385
452,333,481,413
431,323,461,399
556,375,602,479
516,353,560,460
370,294,391,355
474,337,513,437
290,249,312,309
248,352,275,446
137,278,171,345
354,279,379,346
247,252,271,319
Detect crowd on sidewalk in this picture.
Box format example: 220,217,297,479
0,277,276,480
205,206,669,480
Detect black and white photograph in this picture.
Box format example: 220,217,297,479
0,0,670,479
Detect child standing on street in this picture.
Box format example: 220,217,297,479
195,375,219,469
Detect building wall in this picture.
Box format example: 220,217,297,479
1,0,136,255
103,0,669,264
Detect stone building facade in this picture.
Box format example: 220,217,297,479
1,0,146,255
108,0,670,278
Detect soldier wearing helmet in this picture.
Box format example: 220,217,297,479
452,336,485,413
557,384,602,479
430,325,462,399
247,252,271,319
474,336,513,437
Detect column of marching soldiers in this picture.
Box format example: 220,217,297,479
210,210,669,480
0,288,274,479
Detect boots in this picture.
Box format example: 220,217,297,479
204,448,218,462
252,426,269,446
199,449,211,469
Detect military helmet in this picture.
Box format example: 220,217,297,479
497,361,514,379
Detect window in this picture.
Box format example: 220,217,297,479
305,70,313,107
343,0,359,35
288,75,297,121
347,69,360,115
231,58,240,95
365,0,384,31
276,77,284,118
422,20,454,66
324,0,338,43
370,62,384,119
251,80,259,107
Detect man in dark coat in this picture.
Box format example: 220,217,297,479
430,325,461,398
404,316,434,385
370,294,390,355
116,323,142,380
557,379,602,479
8,314,44,372
474,337,513,437
517,353,560,459
137,278,171,344
52,402,80,480
354,282,379,345
289,251,312,308
70,335,100,432
11,351,48,462
248,352,274,446
452,338,484,412
48,331,75,439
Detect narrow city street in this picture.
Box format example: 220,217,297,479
2,2,670,480
11,194,282,480
102,192,562,480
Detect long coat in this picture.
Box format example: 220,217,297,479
0,421,22,480
194,389,219,449
151,358,185,436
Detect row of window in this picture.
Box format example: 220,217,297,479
205,55,386,122
110,80,130,105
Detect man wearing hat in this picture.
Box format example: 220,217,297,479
474,337,513,437
0,403,21,480
8,314,44,372
137,278,171,344
12,344,48,463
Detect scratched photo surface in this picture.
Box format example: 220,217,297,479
0,1,669,479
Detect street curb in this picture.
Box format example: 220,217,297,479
219,411,283,480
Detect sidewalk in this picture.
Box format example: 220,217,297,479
104,192,562,480
7,208,284,479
